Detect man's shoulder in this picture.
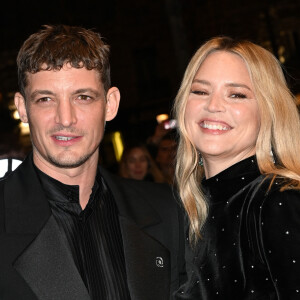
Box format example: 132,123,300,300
0,154,30,191
100,166,174,196
0,176,6,187
119,176,173,195
0,169,14,199
99,166,181,215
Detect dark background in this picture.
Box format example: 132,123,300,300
0,0,299,166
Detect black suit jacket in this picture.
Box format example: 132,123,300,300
0,154,186,300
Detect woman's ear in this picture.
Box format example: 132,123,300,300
105,87,120,121
14,92,28,123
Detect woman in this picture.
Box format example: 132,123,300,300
119,143,165,183
173,37,300,299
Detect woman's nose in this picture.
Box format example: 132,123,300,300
205,93,225,113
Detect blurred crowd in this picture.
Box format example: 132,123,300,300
118,119,177,185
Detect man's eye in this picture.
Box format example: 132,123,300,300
78,95,92,101
37,97,51,102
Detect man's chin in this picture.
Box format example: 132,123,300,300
48,154,91,169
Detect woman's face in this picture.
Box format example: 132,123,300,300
184,51,260,168
125,147,149,180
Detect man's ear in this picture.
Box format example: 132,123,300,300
14,92,28,123
105,87,120,121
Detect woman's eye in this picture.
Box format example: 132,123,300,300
191,90,207,95
230,93,247,99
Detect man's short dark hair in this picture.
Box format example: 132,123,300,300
17,24,111,97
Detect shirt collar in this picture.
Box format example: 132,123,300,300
201,155,260,203
34,164,100,206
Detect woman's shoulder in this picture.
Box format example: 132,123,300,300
248,176,300,234
263,181,300,213
260,181,300,237
259,181,300,289
251,175,300,210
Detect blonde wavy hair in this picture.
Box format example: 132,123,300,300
173,36,300,242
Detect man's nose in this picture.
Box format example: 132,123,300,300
55,100,77,127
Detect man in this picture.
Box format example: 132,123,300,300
147,127,177,185
155,132,177,185
0,25,185,300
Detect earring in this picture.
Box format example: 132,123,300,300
198,152,203,166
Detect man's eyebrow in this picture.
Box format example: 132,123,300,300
73,88,101,97
30,90,55,99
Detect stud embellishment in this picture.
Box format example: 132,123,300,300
156,256,164,267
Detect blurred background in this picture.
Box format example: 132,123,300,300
0,0,299,170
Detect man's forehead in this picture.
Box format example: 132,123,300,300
25,66,102,87
159,142,177,152
160,139,176,146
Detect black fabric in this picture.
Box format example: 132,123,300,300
0,153,186,300
14,215,90,300
101,170,187,299
174,156,300,300
35,167,131,300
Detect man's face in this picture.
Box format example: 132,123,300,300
15,65,120,171
156,139,177,168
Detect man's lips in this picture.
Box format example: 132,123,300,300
54,135,78,141
199,120,232,131
51,133,82,145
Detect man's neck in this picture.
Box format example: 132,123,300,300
33,153,99,209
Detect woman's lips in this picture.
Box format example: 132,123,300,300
199,120,232,131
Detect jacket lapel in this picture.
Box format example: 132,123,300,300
119,216,171,300
99,168,171,300
13,215,90,300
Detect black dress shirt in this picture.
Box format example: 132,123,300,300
35,166,131,300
